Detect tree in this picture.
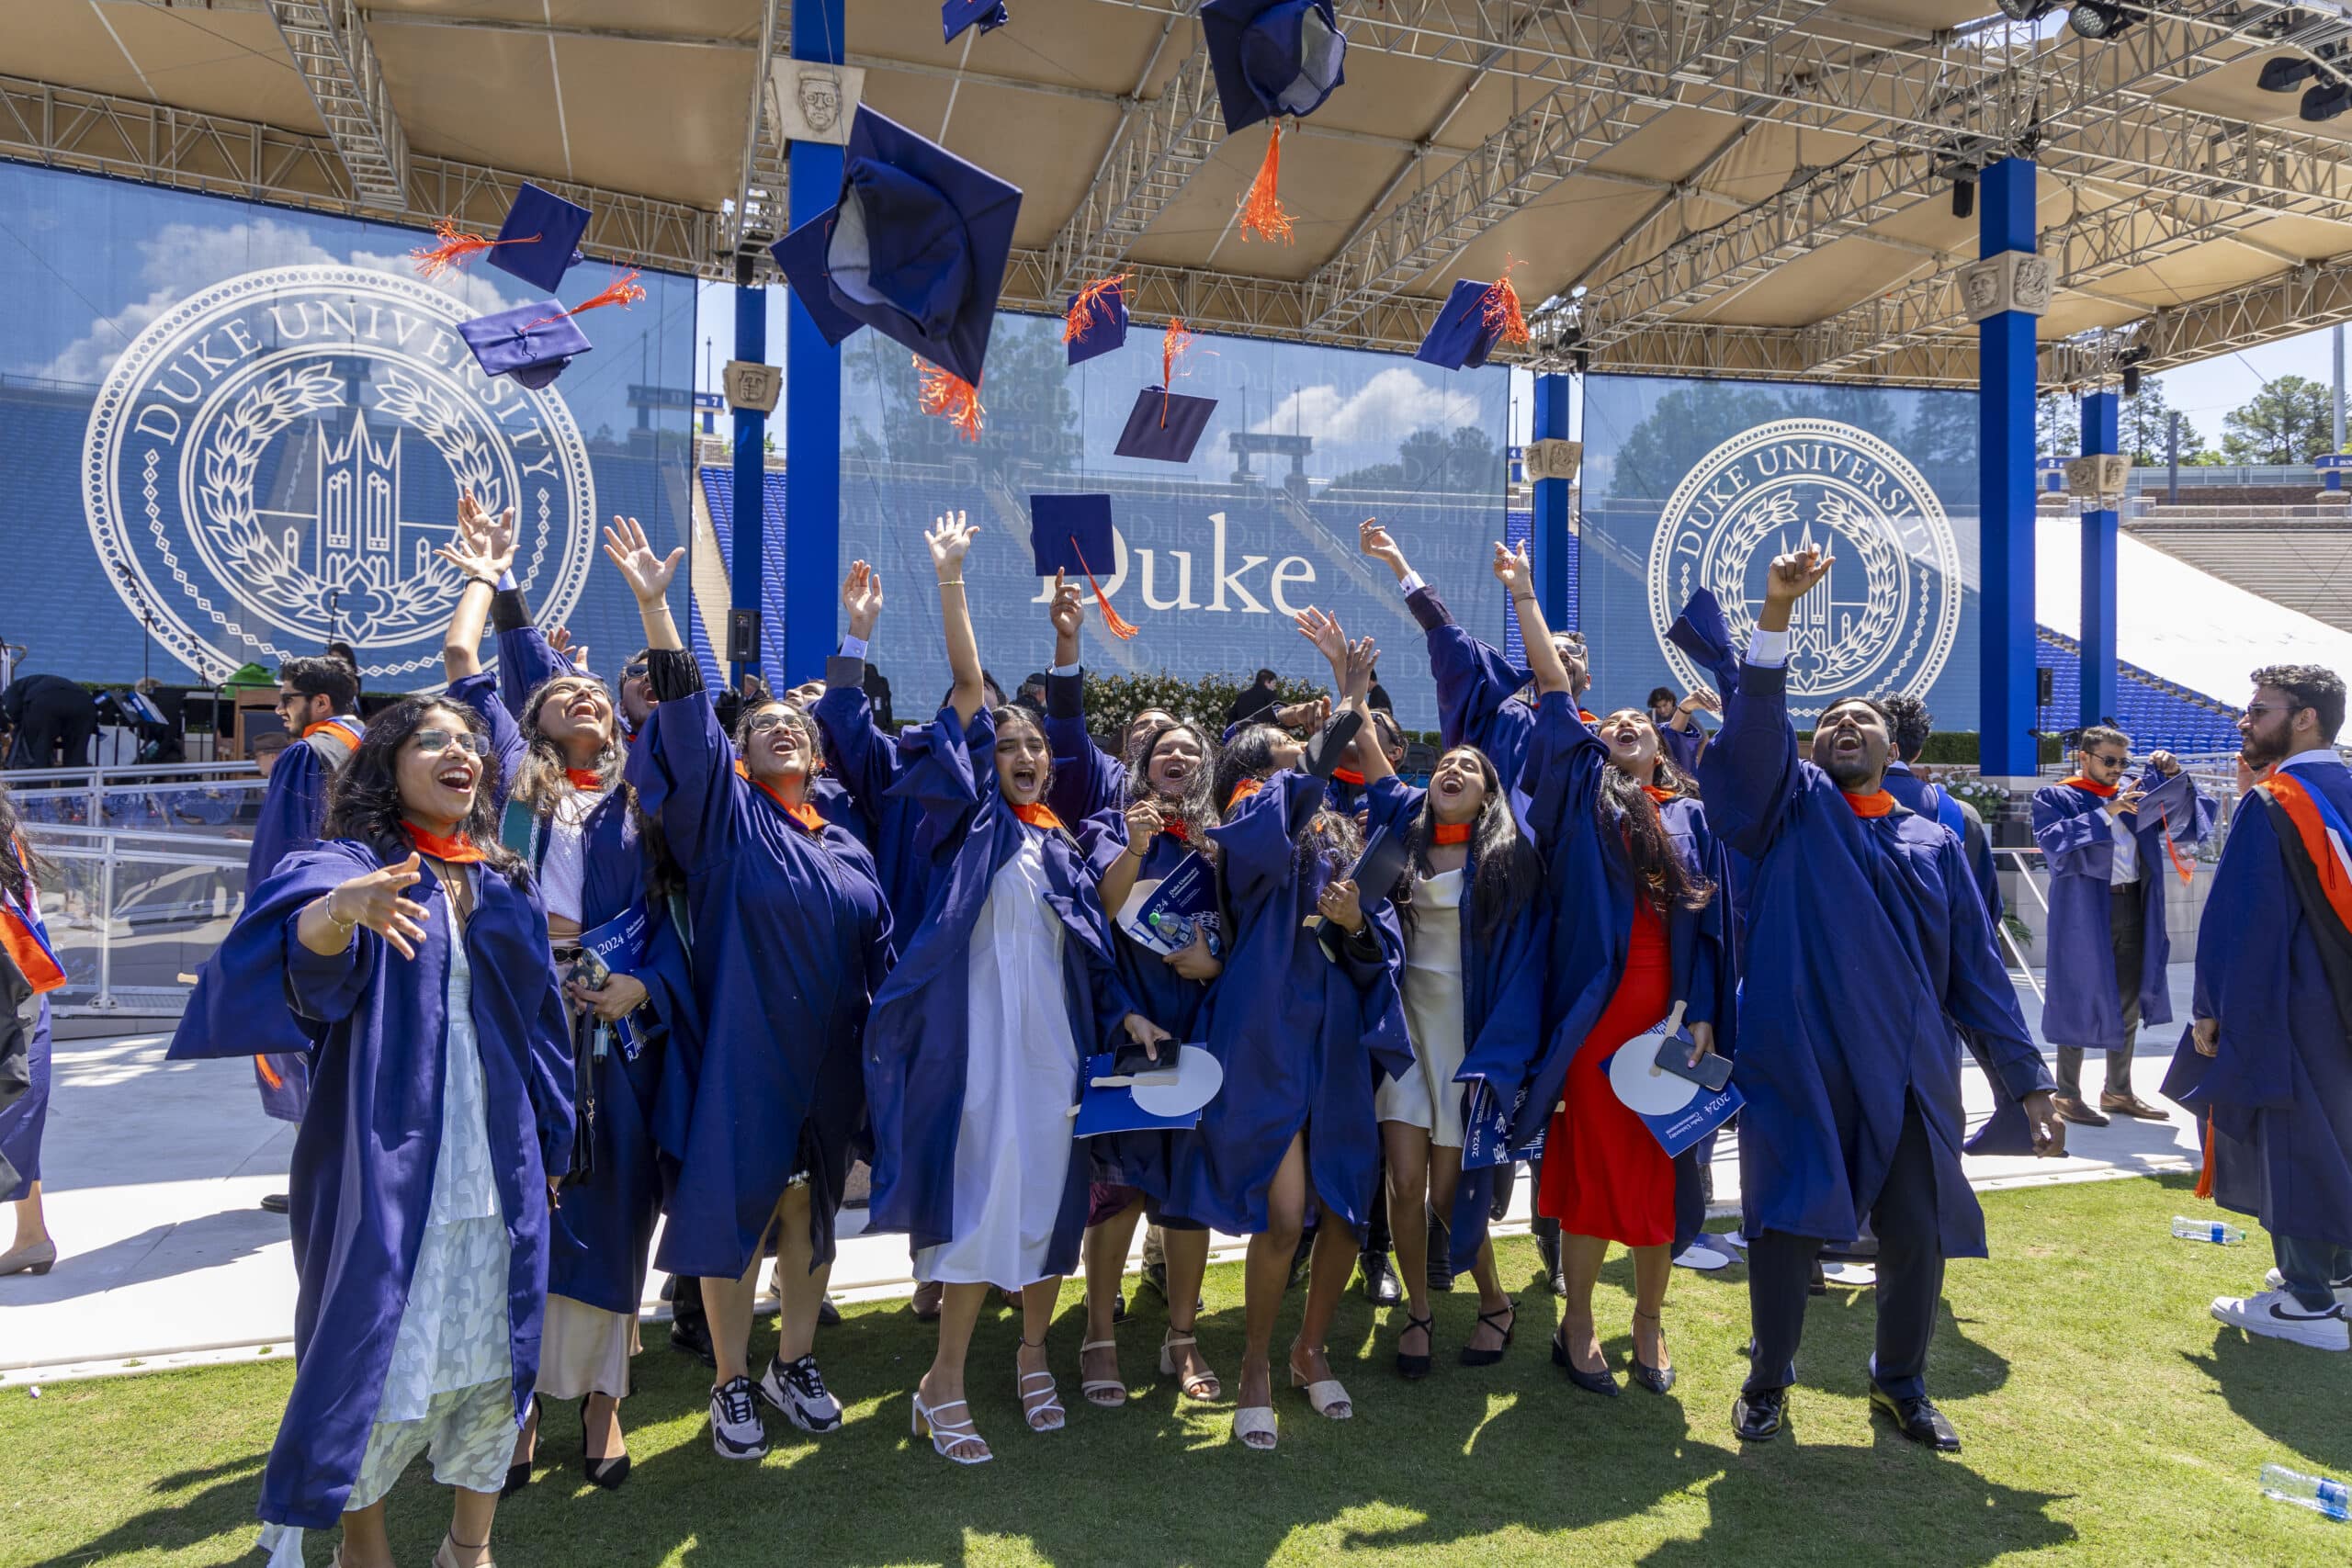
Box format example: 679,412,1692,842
843,311,1080,478
1331,424,1503,493
1606,381,1791,501
2221,373,2334,464
2117,377,2206,465
2036,394,2078,459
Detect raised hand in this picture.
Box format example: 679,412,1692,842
1341,634,1377,703
437,491,517,582
327,852,430,960
548,625,589,671
1273,695,1329,731
1683,686,1723,716
842,559,885,638
927,509,978,581
1294,605,1347,671
1491,539,1532,594
2148,748,2180,777
1763,546,1834,611
600,515,684,604
1317,875,1365,934
1359,518,1408,580
1047,570,1084,639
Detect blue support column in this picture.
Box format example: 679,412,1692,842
782,0,845,685
1532,373,1574,630
1977,157,2039,780
2078,389,2120,731
729,286,766,689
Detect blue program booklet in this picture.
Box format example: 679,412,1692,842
1122,851,1222,956
577,901,650,1058
1073,1051,1204,1138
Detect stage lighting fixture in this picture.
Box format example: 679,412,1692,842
1994,0,2059,19
2304,80,2352,121
2067,1,2132,39
1951,179,1976,220
2261,55,2319,93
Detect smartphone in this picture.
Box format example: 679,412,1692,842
1655,1032,1733,1093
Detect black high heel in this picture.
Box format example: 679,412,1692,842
581,1397,630,1490
1396,1312,1434,1380
502,1395,540,1496
1630,1308,1676,1395
1460,1302,1517,1368
1551,1323,1619,1397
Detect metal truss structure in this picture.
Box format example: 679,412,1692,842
724,0,797,269
261,0,407,209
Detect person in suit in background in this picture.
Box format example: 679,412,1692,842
3,671,98,771
1227,669,1283,728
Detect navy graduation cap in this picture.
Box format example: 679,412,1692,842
1064,276,1128,367
482,183,591,295
769,105,1022,390
1114,387,1216,464
459,301,591,390
944,0,1009,43
1417,278,1510,370
1029,493,1137,637
1201,0,1347,135
773,211,865,346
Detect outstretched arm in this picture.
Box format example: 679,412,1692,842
604,515,685,653
435,492,517,682
1496,541,1567,694
930,511,985,726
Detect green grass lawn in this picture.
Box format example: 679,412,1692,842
8,1171,2350,1567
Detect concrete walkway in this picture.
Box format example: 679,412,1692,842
0,975,2205,1386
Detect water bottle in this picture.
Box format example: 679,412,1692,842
2173,1215,2245,1245
2261,1463,2350,1522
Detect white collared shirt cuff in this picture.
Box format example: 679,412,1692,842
1050,662,1080,678
1747,627,1790,668
838,634,869,661
1399,570,1426,596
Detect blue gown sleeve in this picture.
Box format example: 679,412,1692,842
1958,803,2005,924
528,965,577,1178
494,620,569,718
273,847,390,1025
1938,834,2053,1101
1426,623,1534,786
447,670,526,811
1520,691,1607,851
1692,660,1800,861
813,666,903,831
1045,672,1125,824
245,744,332,886
2182,800,2298,1109
885,705,992,852
1210,772,1325,906
624,691,741,874
2032,786,2114,880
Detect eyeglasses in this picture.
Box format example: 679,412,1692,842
2087,752,2129,769
619,661,650,681
541,682,607,705
412,728,492,757
743,713,803,736
2243,703,2305,719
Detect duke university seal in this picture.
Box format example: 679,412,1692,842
1645,418,1959,721
83,265,596,682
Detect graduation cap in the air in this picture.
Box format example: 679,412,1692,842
772,212,865,346
944,0,1009,42
1064,276,1128,366
458,301,593,390
409,183,591,293
769,105,1023,392
1201,0,1346,134
1416,267,1532,371
1029,492,1136,637
1114,318,1216,462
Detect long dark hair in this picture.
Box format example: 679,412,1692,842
989,705,1056,802
0,777,43,909
324,698,526,883
1214,720,1361,874
510,671,623,818
1125,717,1220,856
1394,747,1543,942
1600,770,1712,913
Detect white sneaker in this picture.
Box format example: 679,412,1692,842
758,1352,843,1433
1672,1239,1732,1272
2262,1268,2352,1307
2211,1290,2352,1350
709,1374,769,1459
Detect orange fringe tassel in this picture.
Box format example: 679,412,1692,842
411,217,532,278
2195,1113,2214,1201
524,270,647,332
1238,124,1295,245
1481,256,1531,350
1064,274,1128,344
1071,543,1138,640
916,357,985,441
1159,317,1196,426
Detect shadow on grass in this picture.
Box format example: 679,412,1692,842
2190,1329,2352,1475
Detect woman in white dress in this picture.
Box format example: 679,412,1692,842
861,512,1177,1465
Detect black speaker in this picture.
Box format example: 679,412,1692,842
2122,365,2142,396
728,607,763,664
2037,667,2055,706
1951,180,1975,220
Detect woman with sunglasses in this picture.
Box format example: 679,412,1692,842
865,513,1176,1467
1491,544,1736,1400
605,516,889,1462
437,503,689,1492
168,696,572,1568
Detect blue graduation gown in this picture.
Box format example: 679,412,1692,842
1659,721,1707,777
815,661,937,931
1362,775,1549,1272
2032,772,2211,1049
1074,810,1218,1194
1408,583,1542,794
1045,671,1125,826
1687,599,2051,1255
1160,770,1413,1239
629,690,888,1280
229,718,363,1122
2165,762,2352,1248
165,840,573,1529
863,706,1136,1276
1884,761,2004,924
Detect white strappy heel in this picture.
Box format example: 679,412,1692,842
1017,1340,1066,1433
1080,1338,1126,1408
910,1392,991,1465
1159,1330,1222,1402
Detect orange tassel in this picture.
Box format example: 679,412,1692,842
1481,256,1531,349
410,216,537,279
916,356,985,441
1071,542,1138,640
1159,317,1196,427
562,270,647,316
1064,274,1128,344
1238,124,1295,244
2195,1113,2214,1201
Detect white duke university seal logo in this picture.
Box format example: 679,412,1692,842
83,265,597,682
1645,418,1959,721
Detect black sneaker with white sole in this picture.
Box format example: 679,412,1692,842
708,1374,769,1459
758,1352,843,1433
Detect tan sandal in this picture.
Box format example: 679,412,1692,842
1079,1337,1126,1408
1159,1330,1221,1401
433,1532,495,1568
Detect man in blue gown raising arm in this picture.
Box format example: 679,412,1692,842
1688,547,2064,1451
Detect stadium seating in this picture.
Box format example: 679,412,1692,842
2033,626,2244,754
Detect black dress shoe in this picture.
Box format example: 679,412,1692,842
259,1192,290,1214
1460,1303,1516,1368
581,1404,629,1490
1396,1312,1434,1380
1533,1221,1561,1293
1111,1290,1127,1324
817,1294,842,1328
1869,1383,1961,1452
1359,1252,1402,1306
1552,1326,1619,1397
1808,1258,1827,1297
1732,1386,1786,1442
1631,1358,1676,1395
